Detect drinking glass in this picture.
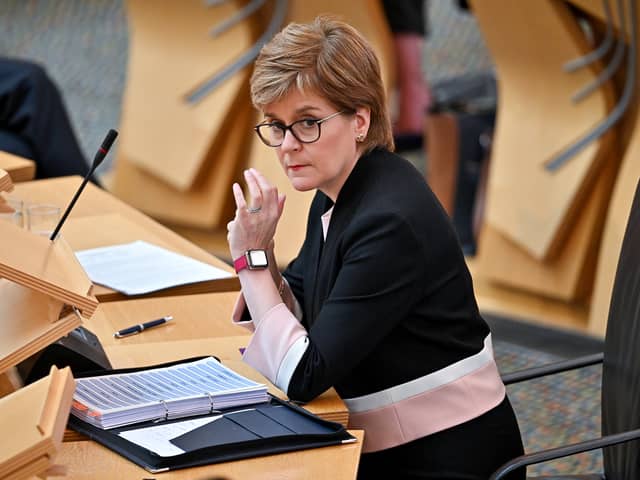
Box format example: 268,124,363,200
27,204,61,237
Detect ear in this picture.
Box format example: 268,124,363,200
354,106,371,138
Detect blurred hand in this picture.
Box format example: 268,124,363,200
227,168,286,260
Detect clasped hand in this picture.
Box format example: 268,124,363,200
227,168,286,260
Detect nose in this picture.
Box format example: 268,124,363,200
279,128,301,152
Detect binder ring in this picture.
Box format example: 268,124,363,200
159,399,169,420
205,392,221,414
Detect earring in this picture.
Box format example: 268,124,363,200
356,133,365,143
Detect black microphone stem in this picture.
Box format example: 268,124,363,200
49,129,118,241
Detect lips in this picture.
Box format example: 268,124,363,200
287,164,307,171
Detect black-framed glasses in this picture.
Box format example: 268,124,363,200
254,111,345,147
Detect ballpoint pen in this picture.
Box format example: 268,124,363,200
114,315,173,338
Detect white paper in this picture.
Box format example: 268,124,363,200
118,415,222,457
74,357,266,412
75,240,232,295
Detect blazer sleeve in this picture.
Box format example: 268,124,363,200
286,210,427,402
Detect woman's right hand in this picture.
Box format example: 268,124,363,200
227,168,286,261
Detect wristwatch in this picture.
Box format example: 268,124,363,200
233,249,269,273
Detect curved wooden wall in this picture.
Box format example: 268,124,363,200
469,0,638,335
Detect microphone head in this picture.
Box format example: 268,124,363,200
93,129,119,169
101,129,119,151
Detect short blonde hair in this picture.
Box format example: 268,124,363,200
250,15,394,153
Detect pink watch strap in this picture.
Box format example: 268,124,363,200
233,254,248,273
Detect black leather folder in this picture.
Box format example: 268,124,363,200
68,357,356,473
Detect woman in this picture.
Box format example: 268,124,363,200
227,16,524,480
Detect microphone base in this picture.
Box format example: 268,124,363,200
17,326,112,384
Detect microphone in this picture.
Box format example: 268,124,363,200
49,129,118,241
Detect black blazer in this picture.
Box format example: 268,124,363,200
283,148,490,402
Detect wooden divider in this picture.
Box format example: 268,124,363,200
110,0,259,230
0,151,35,183
112,98,253,229
0,222,97,316
476,150,618,302
471,0,615,262
0,221,96,373
0,366,75,479
469,0,626,310
566,0,640,335
116,0,256,191
458,0,640,336
0,169,13,213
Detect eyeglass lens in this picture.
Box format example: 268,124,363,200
258,120,320,146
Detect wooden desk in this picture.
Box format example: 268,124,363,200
13,176,239,298
84,292,249,345
0,151,35,182
58,430,363,480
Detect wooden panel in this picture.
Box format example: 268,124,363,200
475,151,618,302
0,367,75,479
0,283,82,374
0,168,14,214
247,0,395,265
0,151,35,182
471,0,614,260
565,0,640,337
111,93,254,229
467,257,590,332
119,0,255,191
0,223,97,315
0,168,14,192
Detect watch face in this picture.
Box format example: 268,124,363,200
248,249,268,268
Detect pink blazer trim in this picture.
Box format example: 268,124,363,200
347,360,506,453
242,303,307,384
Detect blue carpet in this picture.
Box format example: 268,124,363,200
495,341,603,476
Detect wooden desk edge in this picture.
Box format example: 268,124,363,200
93,276,240,301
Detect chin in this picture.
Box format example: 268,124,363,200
288,178,317,192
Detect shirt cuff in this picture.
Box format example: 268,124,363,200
242,303,308,389
230,293,255,333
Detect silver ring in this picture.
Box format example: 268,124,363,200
247,206,262,214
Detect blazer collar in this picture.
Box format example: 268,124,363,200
321,148,380,247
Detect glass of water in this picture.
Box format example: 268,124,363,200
27,204,61,237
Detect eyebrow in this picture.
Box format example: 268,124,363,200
263,105,323,121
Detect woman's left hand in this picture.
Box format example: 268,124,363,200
227,168,286,260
